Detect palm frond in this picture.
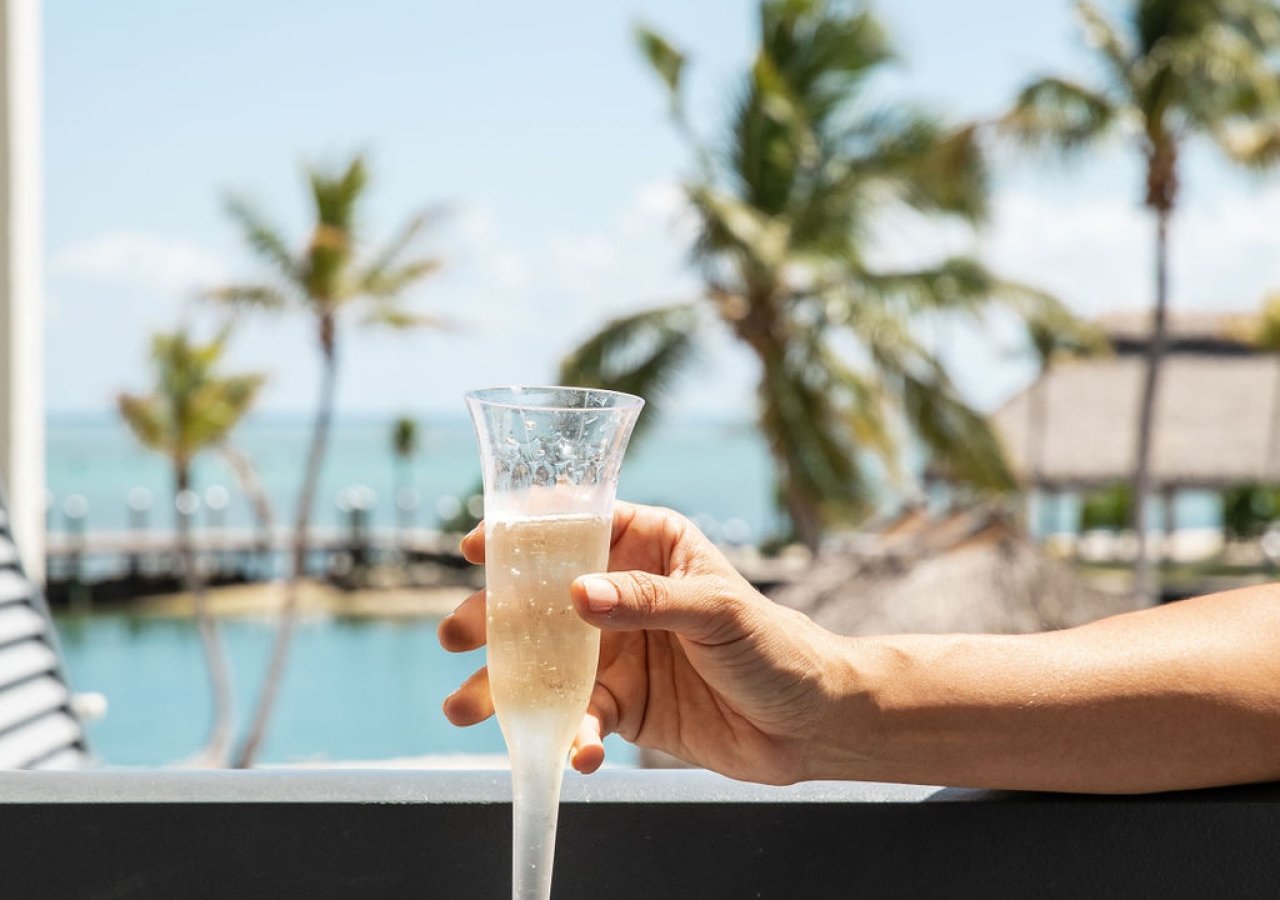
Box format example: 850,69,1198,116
850,113,989,223
1002,76,1118,155
977,277,1107,368
1216,119,1280,168
751,51,820,167
814,346,900,483
192,325,233,369
308,155,368,233
206,283,290,312
851,257,1008,318
634,23,685,101
358,208,444,295
121,328,266,466
760,1,892,122
361,305,449,330
689,185,790,270
897,360,1015,492
117,393,167,454
359,256,443,299
909,123,989,222
187,373,267,449
223,194,297,283
1169,26,1280,125
1134,0,1280,53
559,303,702,439
757,346,875,525
1076,2,1137,86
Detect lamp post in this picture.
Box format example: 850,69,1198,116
204,484,229,577
126,486,152,578
62,493,87,609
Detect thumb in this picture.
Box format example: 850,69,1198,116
572,570,745,644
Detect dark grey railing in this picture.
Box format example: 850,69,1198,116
1,770,1278,898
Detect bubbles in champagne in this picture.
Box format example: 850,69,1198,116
485,514,611,755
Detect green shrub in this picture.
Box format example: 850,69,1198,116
1222,483,1280,540
1079,484,1132,531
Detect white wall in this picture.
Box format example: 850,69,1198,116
0,0,44,581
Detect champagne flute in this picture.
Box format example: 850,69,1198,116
465,386,643,900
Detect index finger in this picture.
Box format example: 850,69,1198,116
460,523,485,564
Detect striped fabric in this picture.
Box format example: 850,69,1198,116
0,490,89,769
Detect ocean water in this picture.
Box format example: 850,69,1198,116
46,412,779,541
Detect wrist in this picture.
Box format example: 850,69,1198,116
798,633,897,782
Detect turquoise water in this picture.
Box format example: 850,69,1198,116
47,412,778,540
47,411,1223,540
55,612,638,767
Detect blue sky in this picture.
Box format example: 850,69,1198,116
43,0,1280,416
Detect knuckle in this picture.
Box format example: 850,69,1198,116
626,571,666,617
651,504,684,523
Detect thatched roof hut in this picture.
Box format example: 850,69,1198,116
772,506,1139,636
991,312,1278,491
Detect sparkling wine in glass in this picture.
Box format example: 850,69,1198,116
465,386,643,900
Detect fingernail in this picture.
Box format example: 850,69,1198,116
580,576,619,613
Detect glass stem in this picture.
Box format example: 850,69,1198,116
510,748,566,900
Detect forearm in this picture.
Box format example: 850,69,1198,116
811,584,1280,793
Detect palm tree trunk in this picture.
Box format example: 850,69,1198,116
395,457,409,551
730,288,826,552
758,351,824,553
234,319,338,768
177,462,234,766
1028,362,1049,536
1131,209,1171,604
780,466,823,552
217,442,274,548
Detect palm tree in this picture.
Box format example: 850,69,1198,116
211,154,443,766
118,328,265,766
563,0,1058,549
391,416,419,540
1004,0,1280,602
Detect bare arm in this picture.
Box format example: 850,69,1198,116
818,584,1280,793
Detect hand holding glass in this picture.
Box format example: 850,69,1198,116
465,386,642,900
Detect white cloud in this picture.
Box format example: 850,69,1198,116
617,178,699,243
547,233,622,300
978,184,1280,317
981,189,1148,315
53,231,227,296
453,205,498,248
491,250,532,293
550,233,619,272
1171,184,1280,309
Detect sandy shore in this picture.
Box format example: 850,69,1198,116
132,579,471,620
